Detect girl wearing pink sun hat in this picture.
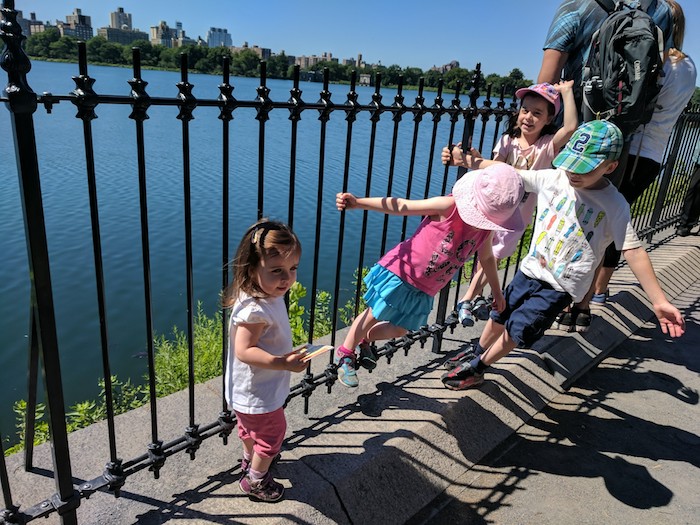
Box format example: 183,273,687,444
442,79,579,327
332,163,523,388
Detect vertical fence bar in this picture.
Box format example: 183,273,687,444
71,42,123,472
331,71,358,346
126,47,165,478
24,310,39,469
427,80,450,354
287,65,303,229
444,83,466,308
308,68,333,355
176,53,202,459
0,433,19,523
367,75,387,253
401,78,426,240
255,61,271,219
217,56,236,441
0,2,79,522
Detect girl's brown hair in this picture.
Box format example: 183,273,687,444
666,0,686,60
222,219,301,306
506,93,558,139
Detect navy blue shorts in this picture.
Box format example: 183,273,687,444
490,270,572,348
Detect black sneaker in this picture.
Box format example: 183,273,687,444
676,226,691,237
358,341,378,370
554,309,575,332
441,361,484,390
574,309,591,333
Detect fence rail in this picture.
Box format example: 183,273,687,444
2,0,699,522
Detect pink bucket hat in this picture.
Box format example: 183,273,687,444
515,82,561,116
452,164,525,232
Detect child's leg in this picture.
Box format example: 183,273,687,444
365,321,407,342
459,261,488,302
237,409,286,502
340,307,379,354
479,328,518,366
478,318,506,352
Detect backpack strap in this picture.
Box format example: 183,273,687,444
594,0,616,13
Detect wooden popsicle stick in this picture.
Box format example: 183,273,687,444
298,344,333,362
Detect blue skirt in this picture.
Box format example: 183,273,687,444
363,264,434,331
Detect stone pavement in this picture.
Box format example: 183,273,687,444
3,232,700,525
409,267,700,524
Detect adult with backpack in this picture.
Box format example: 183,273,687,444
554,0,697,332
538,0,674,114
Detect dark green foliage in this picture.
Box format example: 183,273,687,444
22,31,531,89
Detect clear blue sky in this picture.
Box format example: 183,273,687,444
12,0,700,84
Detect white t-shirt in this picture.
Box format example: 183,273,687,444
629,54,697,163
492,133,558,258
224,293,292,414
519,169,642,302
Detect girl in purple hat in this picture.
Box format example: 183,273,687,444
442,80,578,327
333,164,524,388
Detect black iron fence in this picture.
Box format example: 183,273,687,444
2,0,699,522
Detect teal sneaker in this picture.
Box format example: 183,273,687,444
336,354,359,387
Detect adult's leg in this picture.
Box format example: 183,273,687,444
679,162,700,229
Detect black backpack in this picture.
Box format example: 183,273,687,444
582,0,664,138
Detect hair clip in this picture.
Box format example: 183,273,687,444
251,227,263,245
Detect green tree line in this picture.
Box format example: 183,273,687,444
23,27,532,94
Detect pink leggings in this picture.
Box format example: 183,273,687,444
234,407,286,458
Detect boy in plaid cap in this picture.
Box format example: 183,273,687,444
443,120,686,390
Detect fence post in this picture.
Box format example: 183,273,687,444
1,1,79,523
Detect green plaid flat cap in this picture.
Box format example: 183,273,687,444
553,120,623,174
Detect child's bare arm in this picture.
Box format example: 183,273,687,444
442,142,505,170
552,80,578,151
477,234,505,312
234,323,307,372
623,246,686,338
336,193,455,218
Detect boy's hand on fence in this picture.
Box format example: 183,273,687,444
336,192,358,211
653,302,686,338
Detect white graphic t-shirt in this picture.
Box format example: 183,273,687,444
519,169,642,301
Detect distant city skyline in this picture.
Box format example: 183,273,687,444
10,0,700,82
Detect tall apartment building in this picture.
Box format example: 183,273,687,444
110,7,132,30
206,27,232,48
98,7,147,45
150,21,175,47
57,8,93,40
295,52,336,69
150,20,196,48
15,11,47,36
